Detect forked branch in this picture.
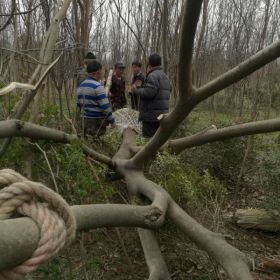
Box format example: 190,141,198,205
113,128,253,280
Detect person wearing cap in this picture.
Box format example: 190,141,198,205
77,61,115,137
129,61,145,110
109,62,127,111
131,53,171,138
77,52,96,86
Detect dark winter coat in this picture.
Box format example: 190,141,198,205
136,66,171,122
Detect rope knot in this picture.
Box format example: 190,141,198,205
0,169,76,279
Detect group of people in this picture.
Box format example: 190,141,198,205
76,52,171,138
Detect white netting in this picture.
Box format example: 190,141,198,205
113,108,142,133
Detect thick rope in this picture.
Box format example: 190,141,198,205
0,169,76,280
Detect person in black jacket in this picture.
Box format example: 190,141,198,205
131,53,171,137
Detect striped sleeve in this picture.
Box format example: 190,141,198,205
95,86,115,124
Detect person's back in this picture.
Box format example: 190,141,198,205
133,54,171,137
138,66,170,122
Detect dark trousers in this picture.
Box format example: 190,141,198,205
82,118,108,137
142,121,159,138
130,93,139,110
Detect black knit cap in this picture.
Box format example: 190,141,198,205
87,61,102,73
148,53,161,67
85,52,96,59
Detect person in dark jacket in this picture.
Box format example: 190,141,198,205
131,53,171,138
109,62,127,111
129,61,145,110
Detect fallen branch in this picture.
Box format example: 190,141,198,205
169,118,280,154
0,119,114,167
235,209,280,233
138,229,171,280
169,201,253,280
113,128,253,280
0,119,74,142
261,257,280,272
113,128,170,225
0,204,164,271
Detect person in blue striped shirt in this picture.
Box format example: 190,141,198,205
77,61,115,137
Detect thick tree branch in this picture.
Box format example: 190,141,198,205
113,128,171,279
113,129,170,225
0,204,164,270
193,39,280,104
0,119,113,167
130,101,196,167
169,118,280,154
0,120,74,142
138,229,171,280
178,0,203,99
168,201,253,280
81,144,114,168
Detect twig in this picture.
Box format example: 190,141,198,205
32,141,59,193
0,3,41,16
0,47,49,65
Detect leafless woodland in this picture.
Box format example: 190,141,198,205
0,0,280,279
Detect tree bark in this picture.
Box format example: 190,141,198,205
235,209,280,233
169,118,280,154
0,204,165,271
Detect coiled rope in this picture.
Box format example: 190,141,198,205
0,169,76,279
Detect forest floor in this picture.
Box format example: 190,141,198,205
36,179,280,280
31,108,280,280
